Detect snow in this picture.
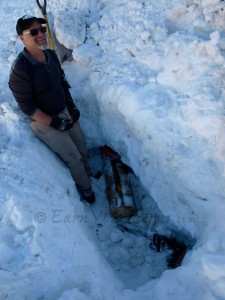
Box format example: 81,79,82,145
54,11,86,50
1,0,225,299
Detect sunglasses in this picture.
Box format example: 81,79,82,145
23,26,47,36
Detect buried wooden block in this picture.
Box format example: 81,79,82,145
150,233,187,268
103,145,137,218
118,223,187,269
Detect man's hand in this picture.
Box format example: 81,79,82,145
50,116,74,131
32,109,52,125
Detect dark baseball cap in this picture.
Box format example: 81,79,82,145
16,15,46,35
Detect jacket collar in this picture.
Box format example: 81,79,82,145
22,48,50,65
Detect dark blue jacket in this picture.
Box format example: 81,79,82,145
8,49,72,117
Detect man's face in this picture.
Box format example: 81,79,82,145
20,20,47,50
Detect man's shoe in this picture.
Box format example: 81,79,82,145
80,189,95,204
91,171,102,179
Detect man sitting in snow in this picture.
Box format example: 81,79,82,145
8,15,95,204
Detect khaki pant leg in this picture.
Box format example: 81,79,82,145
68,121,92,176
30,121,91,191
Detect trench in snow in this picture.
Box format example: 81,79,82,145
60,48,196,289
83,146,196,289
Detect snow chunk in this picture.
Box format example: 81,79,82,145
205,31,225,64
110,247,129,264
72,43,102,66
121,237,136,249
54,11,86,50
0,243,15,266
59,288,88,300
110,228,124,243
210,30,220,45
202,0,221,8
202,254,225,280
203,1,225,14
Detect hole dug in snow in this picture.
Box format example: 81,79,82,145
86,146,195,289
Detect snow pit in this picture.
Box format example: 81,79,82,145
85,147,195,289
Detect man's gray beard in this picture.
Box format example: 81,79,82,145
35,40,48,50
36,44,48,50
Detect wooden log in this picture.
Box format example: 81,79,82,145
103,146,137,218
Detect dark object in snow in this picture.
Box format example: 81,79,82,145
103,146,137,218
150,233,187,268
117,221,152,239
117,222,186,269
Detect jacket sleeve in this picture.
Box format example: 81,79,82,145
8,60,37,117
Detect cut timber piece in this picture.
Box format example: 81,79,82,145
150,233,187,268
103,146,137,218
